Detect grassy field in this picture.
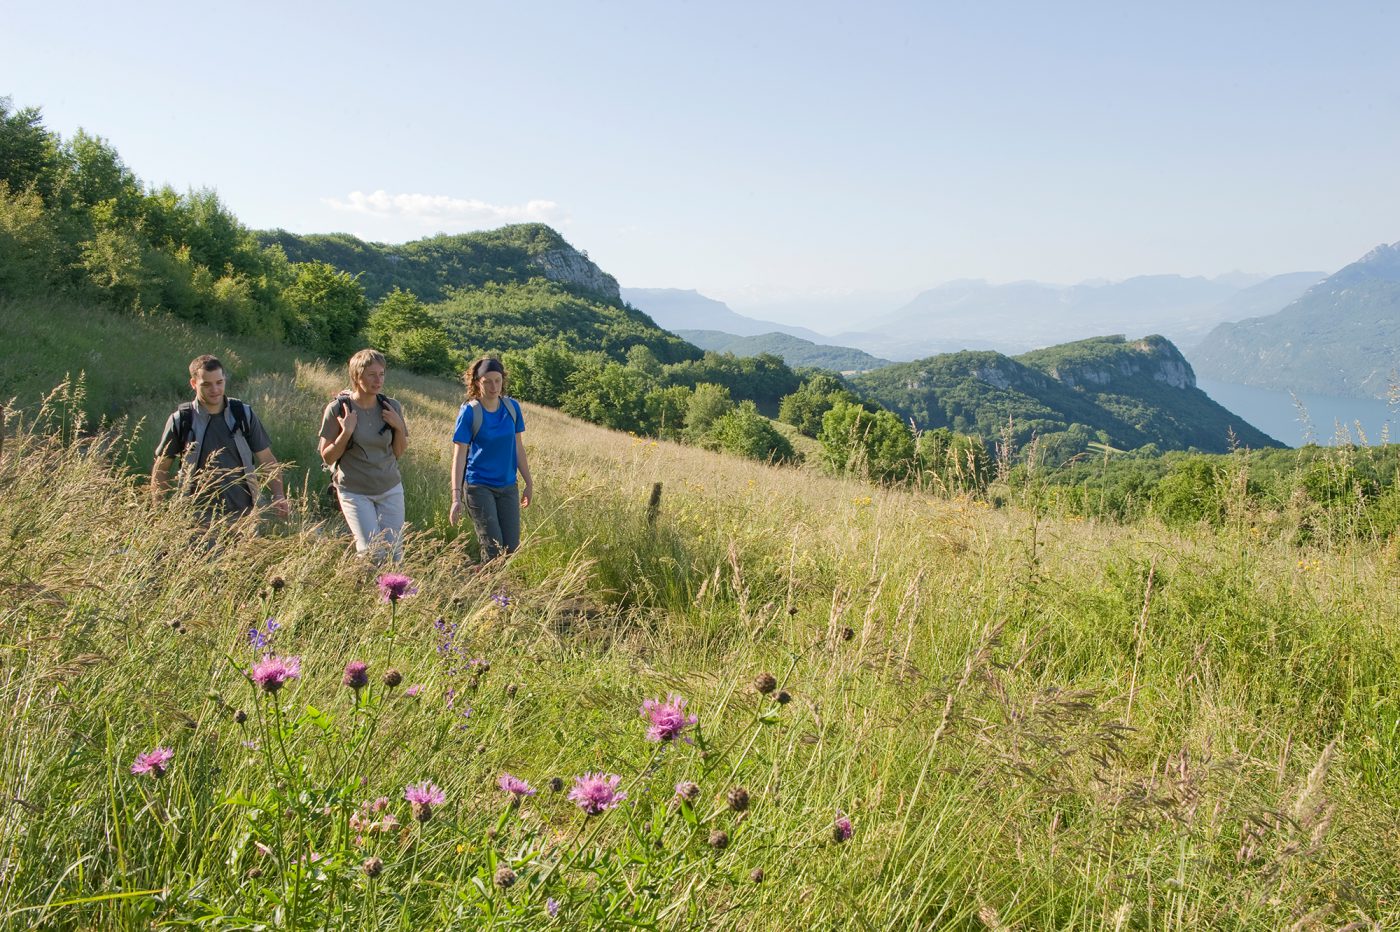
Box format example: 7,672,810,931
1,299,1398,929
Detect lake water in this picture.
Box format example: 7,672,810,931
1197,378,1399,448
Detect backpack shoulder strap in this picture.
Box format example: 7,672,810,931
467,399,483,442
172,402,196,456
226,398,250,436
504,396,521,428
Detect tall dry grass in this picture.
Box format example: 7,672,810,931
2,353,1397,928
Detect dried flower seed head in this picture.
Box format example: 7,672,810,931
269,576,286,591
752,672,777,695
494,865,517,889
382,668,403,688
505,683,518,697
362,856,383,878
708,829,729,850
727,786,750,812
750,868,765,883
675,780,701,802
841,626,855,641
476,744,488,755
246,866,263,879
787,605,798,616
776,690,792,705
233,709,247,724
549,776,564,793
343,660,370,691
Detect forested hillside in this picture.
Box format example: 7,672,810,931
853,335,1280,461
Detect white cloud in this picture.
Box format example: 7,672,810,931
323,190,564,228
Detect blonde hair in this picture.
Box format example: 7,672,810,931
348,349,387,392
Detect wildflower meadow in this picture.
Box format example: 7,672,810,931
2,353,1399,929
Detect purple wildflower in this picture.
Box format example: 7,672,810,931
130,746,174,778
343,660,369,691
833,812,853,843
546,898,560,918
249,654,301,692
405,684,423,697
492,591,511,608
568,773,626,815
404,780,446,822
248,617,280,651
497,773,537,799
377,573,417,603
675,780,701,802
641,693,697,742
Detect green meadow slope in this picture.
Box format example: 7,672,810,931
1,297,1398,929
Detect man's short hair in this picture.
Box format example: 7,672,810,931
189,354,224,378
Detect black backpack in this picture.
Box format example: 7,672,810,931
171,398,251,463
332,392,395,453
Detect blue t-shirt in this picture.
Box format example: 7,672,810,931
452,399,525,487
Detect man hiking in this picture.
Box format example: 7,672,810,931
151,355,289,520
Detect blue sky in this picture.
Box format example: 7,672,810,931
6,0,1398,312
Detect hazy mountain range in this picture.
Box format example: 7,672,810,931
627,274,1327,366
1191,242,1400,400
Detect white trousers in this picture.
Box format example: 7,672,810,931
338,483,406,562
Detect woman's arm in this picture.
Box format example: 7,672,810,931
516,433,533,508
448,441,469,525
320,405,358,467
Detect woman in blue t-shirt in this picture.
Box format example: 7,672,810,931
448,356,533,560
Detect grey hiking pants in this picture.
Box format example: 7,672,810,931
465,482,520,561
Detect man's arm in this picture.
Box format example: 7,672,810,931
151,455,176,505
253,447,290,517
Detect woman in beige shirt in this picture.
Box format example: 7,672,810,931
318,349,409,562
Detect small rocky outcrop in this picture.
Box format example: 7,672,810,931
530,247,621,302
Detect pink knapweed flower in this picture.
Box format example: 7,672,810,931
497,773,537,798
833,812,854,843
404,780,446,822
343,660,369,691
249,654,301,692
641,693,697,742
568,772,626,815
405,684,423,697
377,573,418,603
130,746,174,778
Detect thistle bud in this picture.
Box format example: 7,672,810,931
727,786,750,812
708,829,729,850
362,856,383,878
494,866,517,889
752,672,777,695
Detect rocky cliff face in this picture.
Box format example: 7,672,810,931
530,247,621,302
1041,335,1195,391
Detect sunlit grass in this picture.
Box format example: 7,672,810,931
1,300,1398,928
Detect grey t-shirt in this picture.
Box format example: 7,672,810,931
319,396,404,496
155,402,272,516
